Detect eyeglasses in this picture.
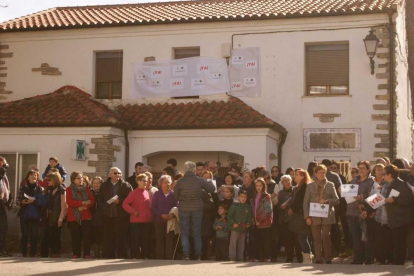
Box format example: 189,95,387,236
113,172,121,175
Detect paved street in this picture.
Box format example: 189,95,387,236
0,258,413,276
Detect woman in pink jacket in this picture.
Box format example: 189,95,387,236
122,173,152,259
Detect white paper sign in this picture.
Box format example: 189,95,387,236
389,189,400,198
229,47,261,97
407,183,414,192
345,197,356,204
340,184,359,198
131,57,230,98
309,203,329,218
107,195,119,204
365,193,386,209
24,193,36,201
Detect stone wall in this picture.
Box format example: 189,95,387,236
372,24,397,160
87,134,121,178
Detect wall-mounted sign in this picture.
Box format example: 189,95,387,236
303,128,361,152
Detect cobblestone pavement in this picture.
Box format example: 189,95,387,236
0,257,413,276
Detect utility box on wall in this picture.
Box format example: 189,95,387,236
71,140,87,161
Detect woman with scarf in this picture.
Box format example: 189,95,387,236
66,171,95,259
17,170,47,257
303,165,339,264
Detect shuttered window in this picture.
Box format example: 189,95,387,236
306,43,349,96
173,47,200,59
95,51,123,99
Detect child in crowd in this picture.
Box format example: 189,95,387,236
227,190,252,261
42,157,67,181
220,186,234,210
213,204,230,261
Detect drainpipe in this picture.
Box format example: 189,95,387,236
277,132,287,169
387,10,395,160
124,129,130,177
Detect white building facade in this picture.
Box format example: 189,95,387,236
0,0,411,196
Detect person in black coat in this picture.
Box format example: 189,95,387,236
97,168,133,259
382,165,414,265
91,176,104,258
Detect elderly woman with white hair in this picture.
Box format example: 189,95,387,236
151,175,177,259
277,175,302,263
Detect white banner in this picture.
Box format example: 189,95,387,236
131,57,230,98
309,203,329,218
229,47,261,97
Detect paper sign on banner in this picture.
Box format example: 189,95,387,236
191,78,205,89
172,64,187,76
24,193,36,201
232,56,244,64
197,64,210,74
170,78,184,90
245,60,257,69
107,195,119,204
231,82,243,91
244,78,256,87
389,189,400,198
365,193,386,209
150,67,166,78
340,184,359,198
309,203,329,218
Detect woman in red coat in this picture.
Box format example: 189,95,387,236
66,171,95,259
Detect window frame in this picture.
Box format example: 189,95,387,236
305,41,350,97
94,50,123,100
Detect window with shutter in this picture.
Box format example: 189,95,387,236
306,43,349,96
95,51,123,99
172,47,200,99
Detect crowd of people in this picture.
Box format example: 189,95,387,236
0,155,414,265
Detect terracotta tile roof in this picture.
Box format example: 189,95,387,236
0,85,127,127
0,85,286,133
116,97,287,134
0,0,401,32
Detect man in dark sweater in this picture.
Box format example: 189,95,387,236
126,162,144,190
97,167,132,259
174,161,215,260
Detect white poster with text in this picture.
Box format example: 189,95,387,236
131,57,230,98
228,47,261,97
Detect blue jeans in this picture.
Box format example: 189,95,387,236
179,211,203,257
348,216,364,262
297,234,311,254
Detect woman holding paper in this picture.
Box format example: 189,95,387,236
17,170,47,257
303,165,339,264
66,171,95,259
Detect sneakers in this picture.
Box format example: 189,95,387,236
0,251,12,257
182,254,190,260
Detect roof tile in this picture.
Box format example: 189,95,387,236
0,0,401,31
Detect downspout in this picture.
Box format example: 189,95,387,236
388,10,395,160
277,132,287,169
124,128,130,177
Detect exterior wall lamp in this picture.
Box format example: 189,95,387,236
363,30,380,75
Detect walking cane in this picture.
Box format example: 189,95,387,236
173,233,181,260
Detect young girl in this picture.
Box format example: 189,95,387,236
221,186,234,210
251,177,273,262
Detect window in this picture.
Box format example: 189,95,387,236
173,47,200,60
0,153,39,202
95,51,123,99
306,43,349,96
172,47,200,99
